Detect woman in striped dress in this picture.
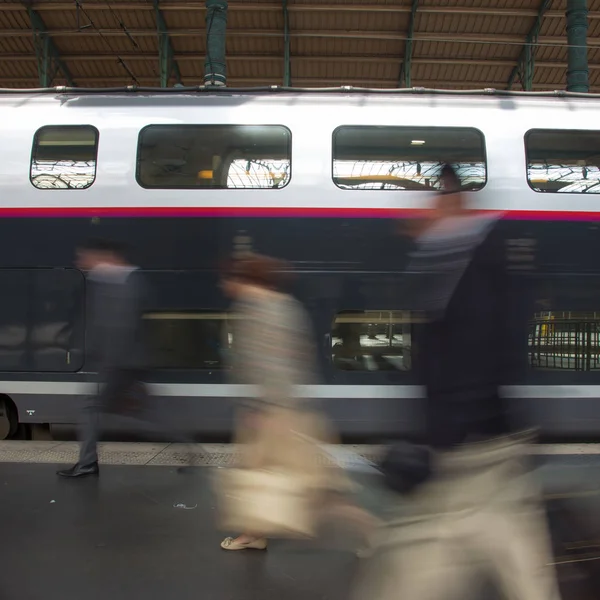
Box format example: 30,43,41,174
218,253,372,551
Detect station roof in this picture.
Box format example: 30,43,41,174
1,0,599,92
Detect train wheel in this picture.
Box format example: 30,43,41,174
0,397,31,440
0,398,16,440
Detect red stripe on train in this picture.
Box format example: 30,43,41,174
0,207,598,220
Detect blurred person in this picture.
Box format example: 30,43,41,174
57,238,148,478
352,165,561,599
218,254,375,551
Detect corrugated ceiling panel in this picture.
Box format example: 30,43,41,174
534,67,566,86
589,70,600,86
293,58,397,81
177,60,202,79
290,0,411,5
227,36,284,55
0,0,598,90
589,19,600,39
160,10,204,30
165,8,281,30
0,79,40,88
292,37,402,57
170,37,206,54
414,62,511,83
540,16,567,37
0,9,30,29
290,10,408,32
0,37,36,55
0,60,37,80
38,8,155,31
415,41,520,61
55,35,158,55
417,13,532,37
230,9,283,30
173,36,283,56
68,59,158,80
535,45,568,62
420,0,540,7
227,58,282,80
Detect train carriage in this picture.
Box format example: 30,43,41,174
0,87,599,440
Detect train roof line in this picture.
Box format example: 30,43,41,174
0,85,599,99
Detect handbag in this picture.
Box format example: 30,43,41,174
214,467,317,537
379,441,433,495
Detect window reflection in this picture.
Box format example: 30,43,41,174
333,126,486,191
143,311,236,370
31,125,98,190
331,310,417,371
529,311,600,370
137,125,291,189
526,129,600,194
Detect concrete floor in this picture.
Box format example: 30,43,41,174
1,448,600,599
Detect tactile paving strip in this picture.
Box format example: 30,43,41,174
0,441,384,467
1,442,596,467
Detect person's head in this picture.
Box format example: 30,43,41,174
439,163,462,194
75,238,129,271
434,163,464,217
220,253,289,299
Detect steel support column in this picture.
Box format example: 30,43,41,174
283,0,291,86
204,0,228,86
153,0,182,87
566,0,589,92
507,0,552,90
400,0,419,87
27,6,74,87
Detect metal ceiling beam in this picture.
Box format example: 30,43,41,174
3,54,600,71
153,0,182,87
1,29,590,46
3,3,600,18
0,76,579,91
283,0,291,86
400,0,419,87
26,5,74,87
507,0,553,91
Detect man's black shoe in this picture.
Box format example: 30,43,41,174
56,462,99,478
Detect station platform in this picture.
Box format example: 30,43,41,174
2,443,600,600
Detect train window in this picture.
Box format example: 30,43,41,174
0,269,84,372
30,125,99,190
143,311,236,369
526,129,600,193
529,311,600,371
332,126,486,191
331,310,419,371
136,125,291,189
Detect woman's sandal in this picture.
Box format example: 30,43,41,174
220,536,268,551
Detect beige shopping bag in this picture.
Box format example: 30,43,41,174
215,467,317,538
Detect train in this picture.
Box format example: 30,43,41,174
0,85,599,441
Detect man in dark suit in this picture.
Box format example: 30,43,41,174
58,238,148,478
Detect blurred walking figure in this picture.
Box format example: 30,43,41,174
58,238,148,478
217,254,370,551
353,165,561,599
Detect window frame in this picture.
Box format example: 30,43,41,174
30,124,100,191
331,125,488,192
524,128,600,195
135,123,293,190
